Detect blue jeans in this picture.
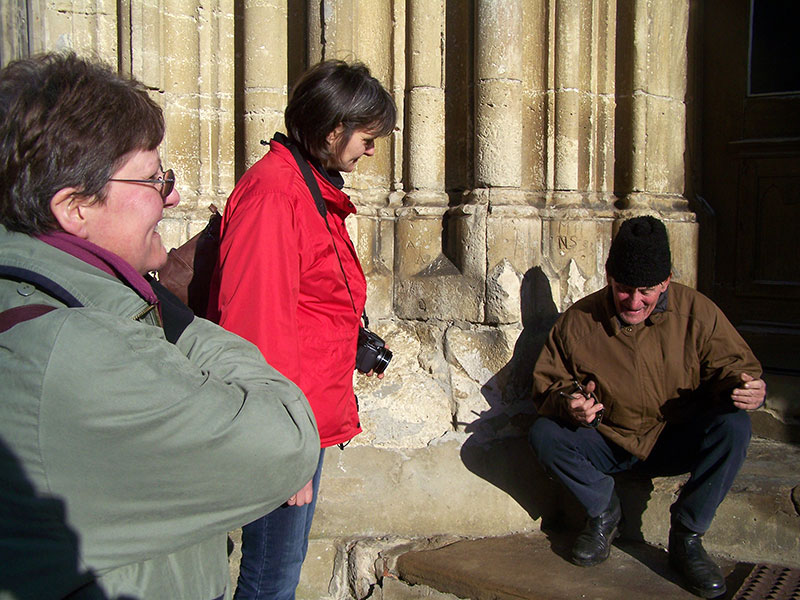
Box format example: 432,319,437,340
528,410,751,532
234,449,325,600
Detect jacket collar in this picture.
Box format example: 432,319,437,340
36,231,158,304
0,225,157,321
269,133,356,217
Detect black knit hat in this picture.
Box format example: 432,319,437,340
605,216,671,287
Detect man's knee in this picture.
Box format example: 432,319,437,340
529,416,569,465
708,410,752,450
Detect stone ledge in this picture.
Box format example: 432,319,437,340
610,437,800,566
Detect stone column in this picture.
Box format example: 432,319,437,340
552,0,584,202
543,0,616,205
240,0,288,169
395,0,483,323
474,0,523,194
615,0,689,212
130,0,236,249
538,0,619,309
405,0,445,207
308,0,355,62
613,0,696,285
0,0,29,66
25,0,117,58
474,0,540,324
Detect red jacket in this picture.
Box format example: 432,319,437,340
208,135,365,447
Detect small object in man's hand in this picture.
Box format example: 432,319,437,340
560,379,604,428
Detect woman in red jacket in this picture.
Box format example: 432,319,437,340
209,60,396,600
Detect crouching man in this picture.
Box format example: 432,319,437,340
528,216,766,598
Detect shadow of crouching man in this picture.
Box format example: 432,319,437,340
460,267,580,534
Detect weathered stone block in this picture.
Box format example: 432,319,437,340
445,326,518,432
354,322,452,449
643,96,686,194
351,209,395,321
542,218,612,308
297,538,339,600
312,439,538,539
394,206,484,322
663,218,698,286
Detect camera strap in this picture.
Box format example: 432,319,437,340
286,140,369,328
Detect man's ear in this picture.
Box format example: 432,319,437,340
50,188,91,238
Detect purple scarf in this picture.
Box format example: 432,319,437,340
35,231,158,305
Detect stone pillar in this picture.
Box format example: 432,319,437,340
240,0,288,169
405,0,445,207
395,0,484,323
474,0,539,324
537,0,620,310
130,0,236,250
474,0,523,193
615,0,689,212
25,0,117,58
613,0,696,286
0,0,28,66
552,0,586,202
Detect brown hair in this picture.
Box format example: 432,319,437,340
0,52,165,234
285,60,396,163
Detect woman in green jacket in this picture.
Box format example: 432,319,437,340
0,52,319,599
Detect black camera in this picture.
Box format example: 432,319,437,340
355,327,392,374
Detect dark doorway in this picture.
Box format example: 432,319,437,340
700,0,800,381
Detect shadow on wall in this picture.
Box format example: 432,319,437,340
0,436,115,599
458,267,590,529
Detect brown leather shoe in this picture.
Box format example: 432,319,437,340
571,490,621,567
668,522,726,598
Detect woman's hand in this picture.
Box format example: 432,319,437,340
287,479,314,507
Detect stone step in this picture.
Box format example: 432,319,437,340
386,436,800,599
392,534,799,600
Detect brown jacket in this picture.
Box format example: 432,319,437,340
532,282,761,460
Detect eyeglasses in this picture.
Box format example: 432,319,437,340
108,166,176,202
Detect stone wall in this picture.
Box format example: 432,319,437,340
2,1,721,598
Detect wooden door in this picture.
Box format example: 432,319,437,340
701,0,800,377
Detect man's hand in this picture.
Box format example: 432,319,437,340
565,380,604,425
287,479,314,507
731,372,766,411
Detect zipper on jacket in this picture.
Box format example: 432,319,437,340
132,303,157,322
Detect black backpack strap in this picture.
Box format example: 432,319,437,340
147,276,194,344
285,142,328,219
0,265,83,308
285,140,368,323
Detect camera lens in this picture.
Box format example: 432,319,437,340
373,347,392,374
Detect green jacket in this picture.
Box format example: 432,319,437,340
0,225,320,599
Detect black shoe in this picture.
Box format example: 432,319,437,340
668,522,727,598
571,491,621,567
